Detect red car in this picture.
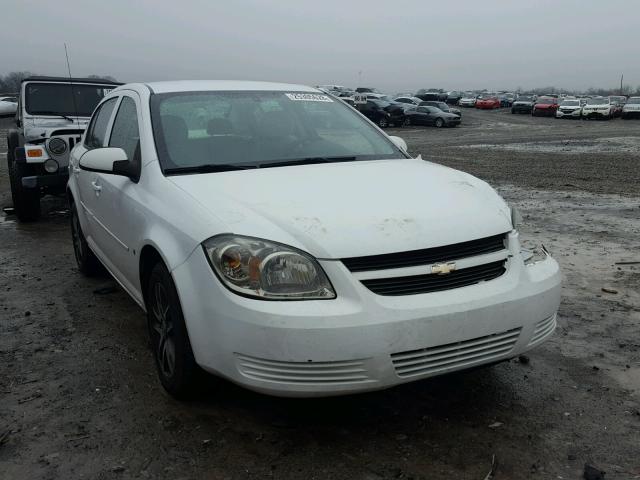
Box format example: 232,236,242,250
475,96,501,109
532,97,559,116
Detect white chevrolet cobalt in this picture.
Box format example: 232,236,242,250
67,81,561,398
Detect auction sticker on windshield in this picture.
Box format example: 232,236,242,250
285,93,333,102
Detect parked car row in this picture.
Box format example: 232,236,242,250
315,87,464,129
513,95,637,120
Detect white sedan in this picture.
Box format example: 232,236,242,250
68,81,561,398
0,96,18,116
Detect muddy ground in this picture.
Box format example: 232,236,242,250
1,109,639,480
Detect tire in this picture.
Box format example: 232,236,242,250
377,117,389,128
7,142,40,222
146,261,200,399
434,118,444,128
403,117,411,127
70,201,103,276
511,109,515,114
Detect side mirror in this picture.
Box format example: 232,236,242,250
80,147,128,174
389,135,408,153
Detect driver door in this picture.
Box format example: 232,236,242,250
74,97,119,245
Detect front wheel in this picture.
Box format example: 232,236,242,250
7,151,40,222
377,117,389,128
434,118,444,128
70,201,103,276
146,261,200,399
403,117,411,127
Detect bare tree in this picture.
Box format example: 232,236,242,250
0,71,35,93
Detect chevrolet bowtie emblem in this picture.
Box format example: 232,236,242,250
431,262,457,275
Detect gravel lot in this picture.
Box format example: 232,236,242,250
1,109,639,480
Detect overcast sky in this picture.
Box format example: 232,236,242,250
2,0,638,93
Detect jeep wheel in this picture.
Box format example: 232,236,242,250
146,261,200,399
70,201,103,276
7,149,40,222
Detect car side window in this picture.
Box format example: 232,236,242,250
108,96,140,162
417,107,428,114
85,97,117,149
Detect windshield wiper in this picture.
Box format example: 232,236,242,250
30,111,76,122
256,156,358,169
164,163,258,175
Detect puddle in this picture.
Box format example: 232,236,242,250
457,136,640,155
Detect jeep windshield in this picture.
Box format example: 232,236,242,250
151,90,404,173
25,83,114,117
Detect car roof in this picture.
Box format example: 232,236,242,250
22,76,122,85
144,80,318,94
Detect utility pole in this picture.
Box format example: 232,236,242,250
620,73,624,95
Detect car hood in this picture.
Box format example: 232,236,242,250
584,104,610,108
167,158,512,259
535,103,556,108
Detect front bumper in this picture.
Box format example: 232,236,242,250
172,232,562,397
556,109,582,118
533,108,556,116
582,110,611,118
512,105,533,113
622,110,640,118
20,167,69,192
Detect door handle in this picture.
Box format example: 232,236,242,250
91,181,102,193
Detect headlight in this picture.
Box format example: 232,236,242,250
521,244,550,265
47,137,67,156
202,235,336,300
510,206,522,230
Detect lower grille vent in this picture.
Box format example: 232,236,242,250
235,353,371,385
391,327,521,378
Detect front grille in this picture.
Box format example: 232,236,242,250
391,327,521,378
342,233,507,272
360,260,506,296
234,353,372,385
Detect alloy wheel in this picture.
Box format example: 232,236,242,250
150,281,176,379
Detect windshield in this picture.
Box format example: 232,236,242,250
561,100,580,106
517,96,534,101
151,91,403,172
25,83,114,117
627,97,640,105
537,97,556,104
588,98,609,105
